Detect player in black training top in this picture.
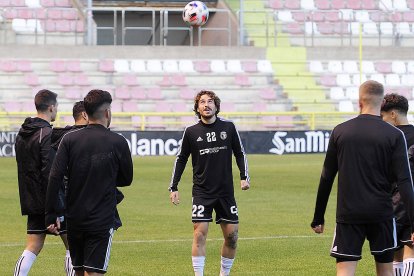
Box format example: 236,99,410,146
169,90,250,276
45,90,133,275
311,81,414,276
381,93,414,275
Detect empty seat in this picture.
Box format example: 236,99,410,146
259,87,277,100
355,11,370,22
329,87,345,100
163,60,179,73
147,60,163,73
99,60,114,73
352,74,367,85
331,0,346,9
379,0,393,10
3,101,21,112
375,62,392,73
123,101,138,112
66,60,82,72
362,0,377,9
269,0,283,9
328,60,343,73
392,61,407,74
347,0,362,9
123,74,139,86
394,0,409,10
234,74,251,86
110,101,123,112
309,60,324,73
276,11,294,22
130,87,147,100
314,0,330,9
146,87,163,100
336,74,352,86
343,61,359,73
194,60,210,73
407,61,414,73
57,73,73,86
24,73,40,86
114,87,131,100
361,60,376,73
380,22,394,35
0,60,17,72
64,88,82,99
285,0,300,9
363,22,379,35
396,22,411,34
370,73,385,84
227,60,243,73
130,60,146,73
171,74,187,86
17,60,32,72
386,74,401,86
401,75,414,86
114,59,130,73
178,60,195,73
257,60,273,73
241,61,258,73
319,75,336,86
210,60,226,73
50,60,66,72
301,0,316,9
345,87,359,100
338,100,354,112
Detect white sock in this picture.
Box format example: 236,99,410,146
220,256,235,276
65,250,75,276
403,258,414,275
192,256,205,276
393,261,403,276
14,250,37,276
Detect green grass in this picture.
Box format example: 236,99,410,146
0,155,378,275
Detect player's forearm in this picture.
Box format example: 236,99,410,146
311,176,334,227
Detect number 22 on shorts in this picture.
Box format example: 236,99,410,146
192,205,205,217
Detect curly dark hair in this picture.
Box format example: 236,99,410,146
381,93,409,114
193,90,221,119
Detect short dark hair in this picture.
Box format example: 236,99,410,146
34,89,57,112
193,90,221,119
381,93,409,115
72,101,85,121
360,80,384,97
84,89,112,119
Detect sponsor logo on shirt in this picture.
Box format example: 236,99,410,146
220,131,227,140
199,146,227,155
197,137,203,142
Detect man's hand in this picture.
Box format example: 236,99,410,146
170,191,180,205
46,218,61,235
312,224,324,234
241,180,250,190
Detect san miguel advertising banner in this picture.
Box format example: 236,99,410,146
0,130,331,157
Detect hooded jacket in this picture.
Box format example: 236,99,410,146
15,117,52,215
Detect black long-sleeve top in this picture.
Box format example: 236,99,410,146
312,114,414,229
45,124,133,230
169,117,249,198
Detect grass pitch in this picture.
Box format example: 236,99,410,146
0,155,377,275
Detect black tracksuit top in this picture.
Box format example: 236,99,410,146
169,117,249,198
45,124,133,230
312,114,414,228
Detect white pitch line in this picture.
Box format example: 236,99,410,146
0,235,331,247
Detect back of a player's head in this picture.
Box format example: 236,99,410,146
193,90,221,119
72,101,85,121
359,80,384,106
381,93,409,115
34,89,57,112
84,89,112,120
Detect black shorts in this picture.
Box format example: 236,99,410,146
192,197,239,224
395,222,413,250
330,219,397,262
67,228,114,274
27,215,67,235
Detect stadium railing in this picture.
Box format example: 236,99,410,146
0,111,358,131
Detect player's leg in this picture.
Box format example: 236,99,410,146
368,219,396,276
336,260,357,276
14,215,48,276
82,228,114,276
215,197,239,276
330,223,365,275
219,223,238,276
192,222,209,276
392,248,404,276
402,244,414,275
191,197,214,276
60,233,75,276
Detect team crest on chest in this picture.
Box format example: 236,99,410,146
220,131,227,140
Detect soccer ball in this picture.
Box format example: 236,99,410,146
182,1,209,26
